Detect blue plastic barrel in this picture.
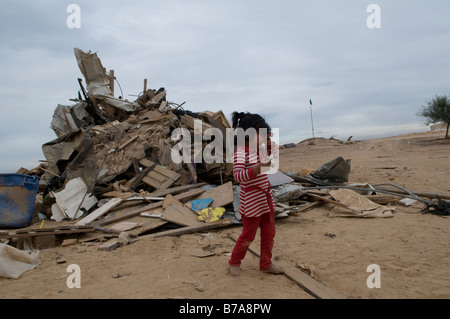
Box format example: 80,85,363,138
0,174,40,228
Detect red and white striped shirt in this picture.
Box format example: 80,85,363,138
233,146,276,218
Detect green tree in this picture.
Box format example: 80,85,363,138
417,95,450,138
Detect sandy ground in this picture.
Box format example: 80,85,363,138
1,130,449,299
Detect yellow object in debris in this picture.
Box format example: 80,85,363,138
197,207,226,223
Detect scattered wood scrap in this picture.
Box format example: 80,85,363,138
75,197,123,226
139,158,181,190
193,181,234,208
228,233,346,299
149,218,233,238
96,187,206,226
0,225,95,239
161,204,204,227
147,182,207,197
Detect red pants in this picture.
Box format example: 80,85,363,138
229,211,276,271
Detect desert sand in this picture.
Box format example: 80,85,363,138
1,130,449,299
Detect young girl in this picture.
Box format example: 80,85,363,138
228,111,284,276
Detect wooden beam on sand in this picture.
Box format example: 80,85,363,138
227,234,345,299
147,218,233,238
0,225,95,239
295,201,323,213
147,182,207,198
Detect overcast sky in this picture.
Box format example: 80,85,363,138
1,0,449,173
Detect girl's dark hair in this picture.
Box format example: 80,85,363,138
231,111,271,132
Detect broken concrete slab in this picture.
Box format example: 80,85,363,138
42,129,97,193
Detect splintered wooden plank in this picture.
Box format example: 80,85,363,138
140,158,179,179
162,194,183,209
0,226,95,239
280,263,346,299
149,218,233,238
75,197,124,226
126,208,168,236
139,158,180,189
147,183,207,197
295,201,323,213
97,187,206,226
194,181,234,208
161,203,204,227
179,115,213,132
151,89,166,104
109,221,138,232
119,135,138,150
305,193,361,213
130,219,168,236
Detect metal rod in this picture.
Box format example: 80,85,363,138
309,104,315,138
300,184,435,205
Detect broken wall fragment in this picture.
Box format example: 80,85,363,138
42,129,96,193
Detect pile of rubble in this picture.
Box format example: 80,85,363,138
26,48,239,220
2,48,296,251
0,49,241,247
4,48,433,255
43,48,234,197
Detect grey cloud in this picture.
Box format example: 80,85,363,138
1,1,449,172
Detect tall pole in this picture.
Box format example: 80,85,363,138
309,99,315,138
